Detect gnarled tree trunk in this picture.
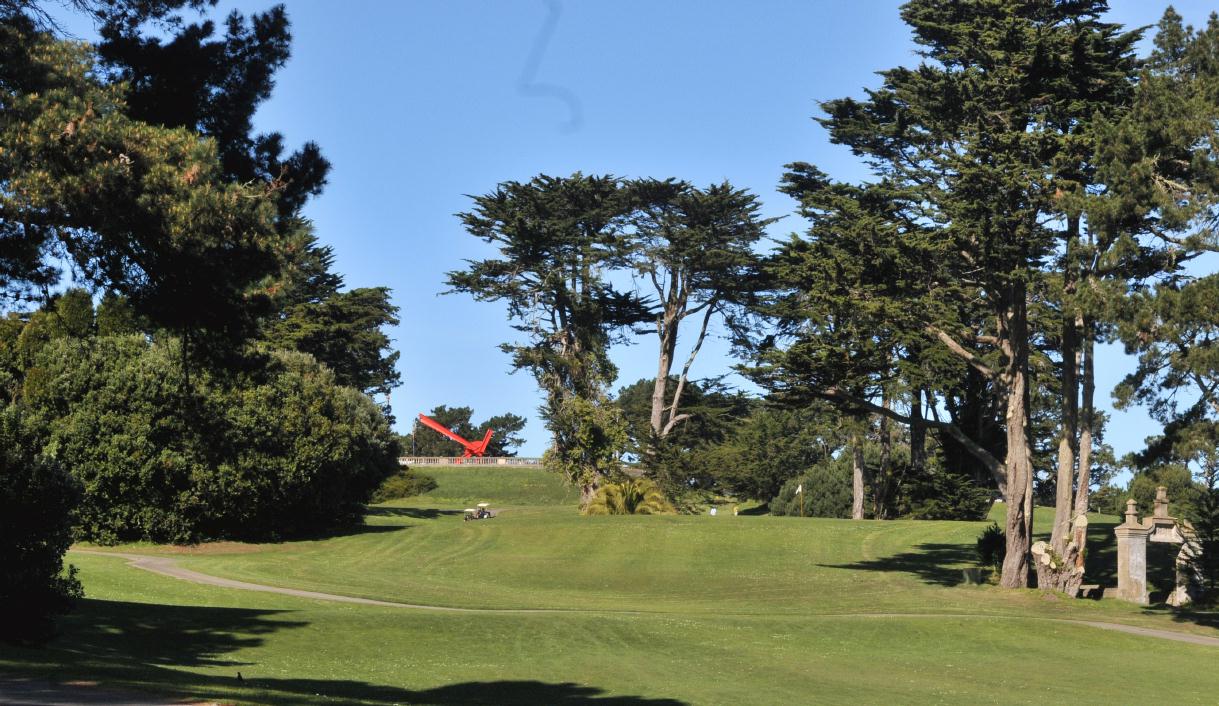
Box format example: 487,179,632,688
1000,292,1034,589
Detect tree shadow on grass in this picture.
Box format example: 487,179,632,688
1140,604,1219,632
820,542,978,587
2,600,688,705
210,677,690,705
275,521,412,542
366,506,464,520
0,598,305,676
737,503,770,516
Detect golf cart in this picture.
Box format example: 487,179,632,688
464,502,494,521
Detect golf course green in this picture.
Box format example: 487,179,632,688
3,466,1217,705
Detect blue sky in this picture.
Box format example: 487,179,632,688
64,1,1219,462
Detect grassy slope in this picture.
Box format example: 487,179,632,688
4,466,1217,705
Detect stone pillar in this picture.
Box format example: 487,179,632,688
1114,499,1151,604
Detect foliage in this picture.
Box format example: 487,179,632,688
628,180,772,443
614,377,751,456
22,337,398,543
1187,484,1219,602
976,523,1007,574
582,478,674,515
1121,465,1201,521
704,405,840,502
746,0,1217,590
768,456,852,519
262,225,400,396
404,404,526,457
0,406,82,644
542,395,629,499
0,20,281,345
614,376,753,500
449,174,651,495
902,465,994,521
94,0,330,221
480,413,528,457
371,469,439,503
213,350,401,539
1089,484,1126,516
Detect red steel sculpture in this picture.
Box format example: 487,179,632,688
416,413,495,459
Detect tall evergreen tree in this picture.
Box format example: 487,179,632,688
448,174,652,503
629,181,772,445
761,0,1148,587
95,2,330,221
262,225,400,396
0,15,281,352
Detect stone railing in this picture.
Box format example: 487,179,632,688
399,456,543,467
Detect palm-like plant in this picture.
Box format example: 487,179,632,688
583,479,674,515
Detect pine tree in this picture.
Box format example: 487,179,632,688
760,0,1151,588
448,174,651,503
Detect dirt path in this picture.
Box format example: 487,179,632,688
74,550,1219,647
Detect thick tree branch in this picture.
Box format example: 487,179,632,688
660,413,691,436
926,324,1000,380
663,301,716,436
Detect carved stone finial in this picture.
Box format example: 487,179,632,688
1154,486,1170,519
1125,498,1139,523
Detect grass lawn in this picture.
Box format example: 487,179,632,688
4,466,1217,704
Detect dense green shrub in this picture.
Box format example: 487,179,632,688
901,465,993,521
1122,465,1200,519
769,455,852,518
976,523,1006,573
24,337,399,543
705,407,838,502
1186,485,1219,603
0,408,82,644
372,469,439,502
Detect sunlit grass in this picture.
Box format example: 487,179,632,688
3,467,1216,705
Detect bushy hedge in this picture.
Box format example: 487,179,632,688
24,337,399,543
901,465,993,521
769,456,852,518
0,408,82,644
371,469,439,503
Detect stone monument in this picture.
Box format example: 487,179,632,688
1110,487,1200,606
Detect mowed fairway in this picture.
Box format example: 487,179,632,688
3,466,1218,705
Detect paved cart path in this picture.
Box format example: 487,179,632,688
74,549,1219,647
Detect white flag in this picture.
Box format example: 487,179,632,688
796,483,803,494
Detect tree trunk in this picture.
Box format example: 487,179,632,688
910,388,927,474
650,312,678,436
1038,309,1090,594
580,479,601,508
1074,323,1095,519
1000,291,1034,589
1051,306,1079,550
1052,218,1081,552
851,430,867,520
875,397,893,519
